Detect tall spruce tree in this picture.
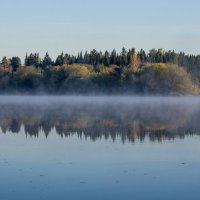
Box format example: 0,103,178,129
42,52,52,68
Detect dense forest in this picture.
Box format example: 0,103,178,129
0,48,200,94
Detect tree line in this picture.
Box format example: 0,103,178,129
0,48,200,94
2,48,200,73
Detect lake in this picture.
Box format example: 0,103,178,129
0,96,200,200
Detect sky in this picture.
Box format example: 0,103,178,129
0,0,200,60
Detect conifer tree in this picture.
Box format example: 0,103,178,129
1,56,9,68
11,57,21,72
42,52,52,68
121,47,128,66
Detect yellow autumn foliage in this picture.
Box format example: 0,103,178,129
18,66,43,76
50,64,93,79
138,63,199,94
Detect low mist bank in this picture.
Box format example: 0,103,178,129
1,95,200,105
1,97,200,143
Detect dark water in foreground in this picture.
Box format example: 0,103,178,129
0,96,200,200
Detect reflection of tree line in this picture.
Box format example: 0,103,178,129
0,104,200,142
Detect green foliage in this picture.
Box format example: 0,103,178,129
19,48,200,83
94,66,118,90
25,53,40,67
1,57,9,67
11,57,21,72
9,66,43,91
0,48,200,94
43,64,93,92
42,52,52,68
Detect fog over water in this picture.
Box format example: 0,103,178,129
1,96,200,142
1,95,200,104
1,96,200,200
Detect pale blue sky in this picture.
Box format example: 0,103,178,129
0,0,200,59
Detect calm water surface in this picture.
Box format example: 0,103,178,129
0,96,200,200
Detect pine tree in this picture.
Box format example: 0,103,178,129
35,53,40,67
83,51,89,64
103,51,110,66
25,53,28,66
26,53,36,66
55,52,64,66
1,56,9,68
110,49,117,65
90,49,98,66
42,52,52,68
121,47,128,66
11,57,21,72
79,51,83,64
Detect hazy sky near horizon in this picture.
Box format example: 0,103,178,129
0,0,200,59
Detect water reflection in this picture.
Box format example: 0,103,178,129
1,98,200,143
